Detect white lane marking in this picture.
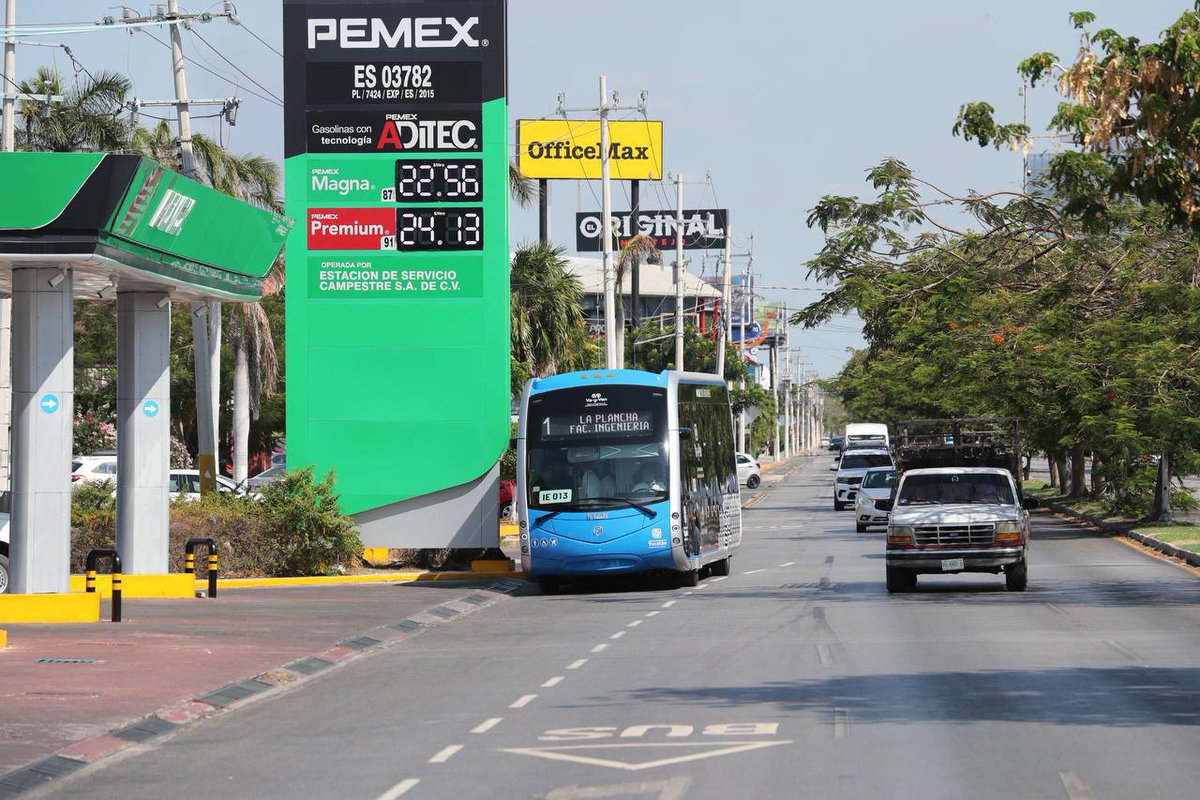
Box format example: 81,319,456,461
542,676,565,688
611,631,627,639
545,776,692,799
816,644,833,665
429,744,463,763
682,591,693,596
711,576,728,582
375,778,420,799
778,561,796,567
471,718,503,734
567,659,588,670
1059,771,1097,800
744,569,767,575
661,601,676,608
511,694,538,708
833,708,850,739
591,644,609,653
645,611,661,617
627,620,643,627
501,740,792,772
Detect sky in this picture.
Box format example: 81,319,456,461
6,0,1191,377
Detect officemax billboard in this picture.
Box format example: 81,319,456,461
517,119,663,180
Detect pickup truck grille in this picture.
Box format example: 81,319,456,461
914,523,996,546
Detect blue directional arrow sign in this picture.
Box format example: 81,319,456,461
40,393,60,414
143,399,160,418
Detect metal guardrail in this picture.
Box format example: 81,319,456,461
184,537,219,598
84,548,122,622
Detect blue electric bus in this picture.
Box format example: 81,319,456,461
516,369,743,592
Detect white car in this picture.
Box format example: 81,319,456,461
854,467,897,532
72,454,119,484
248,465,285,490
0,510,9,593
169,470,245,501
736,452,762,489
831,447,894,510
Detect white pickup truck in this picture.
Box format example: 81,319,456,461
880,467,1036,592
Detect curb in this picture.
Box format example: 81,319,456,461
1045,500,1200,569
0,579,527,797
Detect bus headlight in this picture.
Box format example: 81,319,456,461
887,525,914,544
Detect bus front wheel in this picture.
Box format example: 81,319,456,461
538,577,561,595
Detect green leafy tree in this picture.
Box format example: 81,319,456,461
16,67,130,152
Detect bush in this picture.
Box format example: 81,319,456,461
68,469,362,578
256,466,362,576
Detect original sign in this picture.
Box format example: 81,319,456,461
576,209,728,251
517,119,663,180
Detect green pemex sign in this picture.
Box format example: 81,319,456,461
283,0,510,519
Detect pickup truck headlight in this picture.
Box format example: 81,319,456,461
994,520,1023,542
887,525,914,544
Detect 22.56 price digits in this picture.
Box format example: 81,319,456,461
395,159,483,202
397,209,483,251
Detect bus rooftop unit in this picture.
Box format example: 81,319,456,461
516,369,743,592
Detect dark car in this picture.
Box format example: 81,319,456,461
828,435,845,452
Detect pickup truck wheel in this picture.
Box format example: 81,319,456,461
833,495,845,511
1005,560,1028,592
855,522,867,533
886,566,916,593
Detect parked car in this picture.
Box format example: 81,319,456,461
854,467,897,532
0,510,9,594
736,452,762,489
248,465,285,490
71,453,119,484
169,470,244,501
828,435,845,452
499,478,515,519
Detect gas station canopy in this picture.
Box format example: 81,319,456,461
0,152,291,301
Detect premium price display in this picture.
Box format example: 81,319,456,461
395,209,483,251
390,159,483,203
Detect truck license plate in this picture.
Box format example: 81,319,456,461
941,558,964,571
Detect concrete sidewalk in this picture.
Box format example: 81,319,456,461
0,577,524,791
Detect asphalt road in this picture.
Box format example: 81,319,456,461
35,456,1200,800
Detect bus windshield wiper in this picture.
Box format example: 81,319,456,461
575,497,657,518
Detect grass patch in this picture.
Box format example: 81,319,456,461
1135,525,1200,551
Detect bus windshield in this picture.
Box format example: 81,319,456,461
526,385,668,511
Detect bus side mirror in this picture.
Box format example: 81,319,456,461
679,427,693,440
875,499,894,511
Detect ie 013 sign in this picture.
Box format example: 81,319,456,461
284,0,510,541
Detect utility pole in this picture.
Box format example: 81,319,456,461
737,234,754,452
715,222,732,378
673,172,685,371
2,0,15,152
1,0,15,499
599,76,617,369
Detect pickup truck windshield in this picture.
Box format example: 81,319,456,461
897,473,1015,505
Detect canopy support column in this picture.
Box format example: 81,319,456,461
116,292,171,573
10,267,74,593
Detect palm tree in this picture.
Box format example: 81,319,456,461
511,243,591,382
613,234,661,368
16,67,130,152
510,160,536,208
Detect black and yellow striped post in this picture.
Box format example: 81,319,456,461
84,548,123,623
185,537,219,598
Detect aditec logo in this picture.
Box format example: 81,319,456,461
307,17,480,49
376,118,478,151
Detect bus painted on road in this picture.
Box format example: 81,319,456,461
516,369,742,592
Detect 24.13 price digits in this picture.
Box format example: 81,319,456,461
394,159,483,202
397,209,483,251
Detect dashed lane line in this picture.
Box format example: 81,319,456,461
542,676,565,688
375,778,420,799
627,620,643,627
511,694,538,709
778,561,796,567
610,631,627,639
471,718,503,734
744,569,767,575
567,659,588,670
711,576,728,582
1059,771,1097,800
661,601,677,608
591,644,609,653
645,611,660,617
429,745,463,764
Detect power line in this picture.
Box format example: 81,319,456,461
236,20,282,58
187,27,281,105
136,28,280,107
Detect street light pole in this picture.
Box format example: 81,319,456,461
673,173,685,371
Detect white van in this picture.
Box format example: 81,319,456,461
843,423,890,451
